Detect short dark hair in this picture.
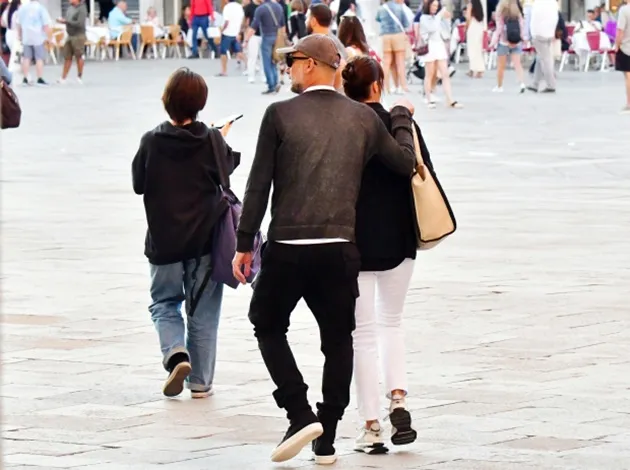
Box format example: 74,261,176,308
587,8,595,13
310,4,333,27
162,67,208,123
342,56,384,102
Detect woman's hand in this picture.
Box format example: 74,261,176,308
220,121,232,138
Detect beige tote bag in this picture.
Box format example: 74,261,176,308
411,125,456,250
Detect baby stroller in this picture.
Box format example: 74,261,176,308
407,40,428,89
407,52,426,85
406,31,426,86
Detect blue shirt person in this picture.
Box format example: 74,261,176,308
108,1,133,39
245,0,285,93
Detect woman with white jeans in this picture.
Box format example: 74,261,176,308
1,0,20,73
342,55,434,454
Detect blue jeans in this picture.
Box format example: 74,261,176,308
497,43,522,56
220,35,242,55
149,255,223,392
261,34,278,91
191,15,210,56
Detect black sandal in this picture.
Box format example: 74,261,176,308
449,101,463,109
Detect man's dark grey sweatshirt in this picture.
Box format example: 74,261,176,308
236,90,416,253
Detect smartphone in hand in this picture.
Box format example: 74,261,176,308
214,114,243,129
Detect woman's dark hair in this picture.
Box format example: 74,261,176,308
337,16,369,54
422,0,441,15
342,56,384,102
7,0,20,29
470,0,484,22
162,67,208,123
180,5,190,19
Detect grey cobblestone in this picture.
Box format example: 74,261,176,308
2,59,629,469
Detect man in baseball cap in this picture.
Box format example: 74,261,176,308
235,30,416,467
277,34,342,94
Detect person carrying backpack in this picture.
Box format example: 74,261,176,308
491,0,526,93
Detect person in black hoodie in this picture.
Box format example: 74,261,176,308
132,67,240,400
342,55,433,455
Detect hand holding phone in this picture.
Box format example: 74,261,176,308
220,121,232,138
213,114,243,130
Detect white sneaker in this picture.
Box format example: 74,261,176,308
354,422,388,454
76,77,83,85
57,78,67,85
519,83,525,94
492,86,504,93
394,87,404,95
271,421,323,463
389,396,417,446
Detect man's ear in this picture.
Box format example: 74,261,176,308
334,59,346,90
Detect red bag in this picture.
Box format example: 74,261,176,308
1,79,21,129
368,48,381,63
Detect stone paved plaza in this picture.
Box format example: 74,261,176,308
2,59,630,470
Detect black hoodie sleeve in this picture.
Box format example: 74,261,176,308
132,134,149,195
209,128,241,185
225,143,241,176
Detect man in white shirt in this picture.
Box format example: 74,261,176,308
219,0,245,76
16,0,51,85
527,0,558,93
576,9,603,32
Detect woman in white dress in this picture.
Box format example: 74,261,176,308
420,0,462,108
465,0,485,77
1,0,20,72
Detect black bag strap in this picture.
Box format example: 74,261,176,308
188,129,230,317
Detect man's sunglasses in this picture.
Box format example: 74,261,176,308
286,55,313,68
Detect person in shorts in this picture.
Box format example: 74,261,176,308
218,0,245,76
491,0,526,93
16,0,51,85
614,1,630,113
57,0,87,84
376,0,409,93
